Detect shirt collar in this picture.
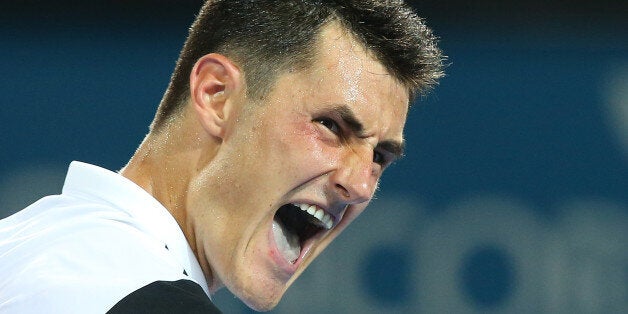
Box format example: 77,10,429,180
62,161,210,297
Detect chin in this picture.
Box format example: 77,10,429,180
246,300,281,312
225,266,289,312
238,287,284,312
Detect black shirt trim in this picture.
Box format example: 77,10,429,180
108,280,221,313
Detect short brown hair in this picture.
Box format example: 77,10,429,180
152,0,445,130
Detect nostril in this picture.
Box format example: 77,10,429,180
335,184,350,199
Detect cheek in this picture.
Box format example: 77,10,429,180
282,121,340,170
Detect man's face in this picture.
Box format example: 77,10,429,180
187,25,409,310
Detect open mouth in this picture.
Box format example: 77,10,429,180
272,203,334,264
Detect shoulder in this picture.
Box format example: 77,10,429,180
0,195,193,312
107,280,221,314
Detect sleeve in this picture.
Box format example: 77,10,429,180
107,280,221,314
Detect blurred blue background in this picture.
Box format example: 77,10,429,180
1,1,627,312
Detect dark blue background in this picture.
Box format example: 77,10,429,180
1,1,627,312
2,1,626,211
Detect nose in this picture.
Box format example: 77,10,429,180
330,148,377,204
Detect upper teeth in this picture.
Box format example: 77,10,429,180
294,203,334,230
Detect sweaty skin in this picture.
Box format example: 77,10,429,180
121,23,409,311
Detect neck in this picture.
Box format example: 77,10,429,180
120,107,221,291
120,109,220,289
121,123,196,217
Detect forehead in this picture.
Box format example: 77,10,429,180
310,23,400,85
298,23,410,135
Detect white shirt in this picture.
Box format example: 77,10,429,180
0,161,211,313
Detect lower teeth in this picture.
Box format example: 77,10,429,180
272,218,301,264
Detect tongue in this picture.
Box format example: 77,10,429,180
272,218,301,264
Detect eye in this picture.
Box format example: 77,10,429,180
373,150,392,168
373,150,385,165
315,117,340,135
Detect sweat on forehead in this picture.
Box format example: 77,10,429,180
301,24,408,105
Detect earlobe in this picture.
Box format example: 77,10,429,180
189,53,242,139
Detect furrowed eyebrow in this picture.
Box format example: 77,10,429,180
331,104,405,160
334,105,364,135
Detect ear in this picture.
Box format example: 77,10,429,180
189,53,243,139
